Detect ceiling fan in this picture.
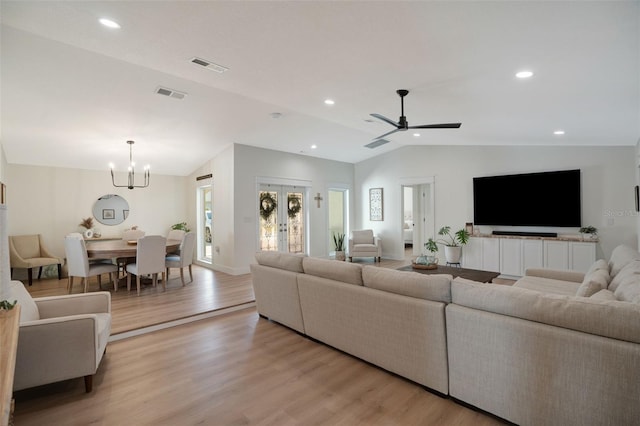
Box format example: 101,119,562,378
370,89,461,141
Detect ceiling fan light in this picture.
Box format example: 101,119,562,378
324,99,335,105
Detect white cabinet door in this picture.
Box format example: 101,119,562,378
462,237,482,269
522,239,543,274
570,242,596,272
544,240,570,270
482,238,501,272
500,238,522,276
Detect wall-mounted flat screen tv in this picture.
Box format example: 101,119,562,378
473,169,581,227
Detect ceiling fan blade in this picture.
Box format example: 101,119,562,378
370,113,400,128
372,128,400,141
409,123,462,129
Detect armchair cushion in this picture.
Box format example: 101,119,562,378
10,280,40,322
352,229,374,244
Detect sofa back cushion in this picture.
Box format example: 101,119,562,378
451,278,640,344
613,274,640,303
608,259,640,292
608,245,640,277
255,251,305,273
9,280,39,323
362,266,452,303
302,257,363,285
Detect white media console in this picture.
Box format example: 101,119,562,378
462,235,597,278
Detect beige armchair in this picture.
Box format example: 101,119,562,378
9,234,63,286
9,280,111,393
348,229,382,262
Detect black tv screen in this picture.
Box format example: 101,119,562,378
473,169,581,227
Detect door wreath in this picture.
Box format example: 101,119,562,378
288,194,302,218
260,192,277,221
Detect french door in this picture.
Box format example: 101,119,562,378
258,184,306,253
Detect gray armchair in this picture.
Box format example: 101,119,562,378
348,229,382,262
9,280,111,393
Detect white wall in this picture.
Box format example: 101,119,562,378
355,145,636,261
231,144,354,274
5,164,187,259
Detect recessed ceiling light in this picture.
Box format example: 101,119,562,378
311,145,317,149
413,133,421,137
270,112,282,119
324,99,335,105
553,130,565,135
516,70,534,79
99,18,121,29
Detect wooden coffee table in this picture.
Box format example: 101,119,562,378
396,264,500,283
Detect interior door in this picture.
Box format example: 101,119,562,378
258,184,306,253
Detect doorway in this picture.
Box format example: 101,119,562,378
198,184,212,262
401,179,435,259
258,184,307,253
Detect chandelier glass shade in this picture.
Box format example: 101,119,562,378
109,140,150,189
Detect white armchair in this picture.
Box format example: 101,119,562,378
9,280,111,393
348,229,382,262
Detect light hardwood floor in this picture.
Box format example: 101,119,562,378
14,254,511,425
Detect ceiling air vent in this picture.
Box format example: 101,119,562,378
364,139,390,149
155,86,187,100
190,57,229,74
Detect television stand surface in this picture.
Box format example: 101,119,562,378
492,230,557,238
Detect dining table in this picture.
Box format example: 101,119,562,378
86,238,182,259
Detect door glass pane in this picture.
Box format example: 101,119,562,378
287,191,304,253
200,185,212,262
259,190,278,251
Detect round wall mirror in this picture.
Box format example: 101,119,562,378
92,194,129,226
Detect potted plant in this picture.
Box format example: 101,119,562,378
332,232,346,261
579,226,598,240
434,225,470,264
417,238,439,265
171,222,191,232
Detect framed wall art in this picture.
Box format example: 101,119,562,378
369,188,383,221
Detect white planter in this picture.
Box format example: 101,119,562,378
444,246,462,264
335,251,346,261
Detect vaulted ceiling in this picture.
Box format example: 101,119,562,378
1,1,639,176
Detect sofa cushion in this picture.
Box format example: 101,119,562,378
302,257,363,286
513,276,581,296
608,245,640,277
362,266,452,303
613,273,640,303
590,289,618,301
451,278,640,344
576,268,609,297
9,280,39,323
608,259,640,292
254,251,305,273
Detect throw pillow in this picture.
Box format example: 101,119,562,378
586,259,608,276
590,289,617,301
576,269,609,297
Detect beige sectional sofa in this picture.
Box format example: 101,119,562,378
251,246,640,425
250,251,453,394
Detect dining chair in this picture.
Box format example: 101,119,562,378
9,234,63,286
65,233,119,293
117,229,146,277
166,232,196,286
126,235,167,296
166,229,185,255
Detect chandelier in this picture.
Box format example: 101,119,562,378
109,140,150,189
